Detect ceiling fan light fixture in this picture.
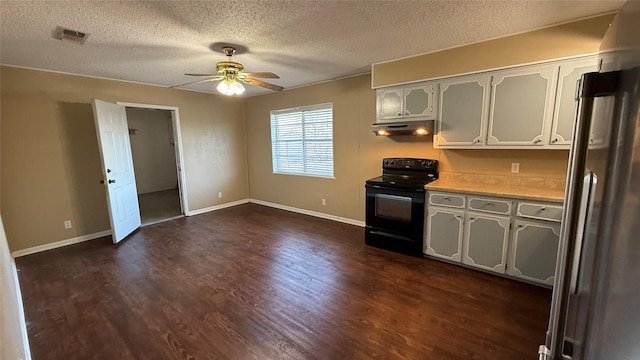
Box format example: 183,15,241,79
216,77,245,96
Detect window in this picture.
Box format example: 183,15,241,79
270,103,334,177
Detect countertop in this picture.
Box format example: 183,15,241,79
425,173,566,203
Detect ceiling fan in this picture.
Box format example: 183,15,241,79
171,46,284,95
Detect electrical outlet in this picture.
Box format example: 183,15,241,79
218,191,222,198
322,198,326,206
511,163,520,173
64,220,72,229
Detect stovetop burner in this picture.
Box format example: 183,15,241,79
365,174,436,190
365,158,438,190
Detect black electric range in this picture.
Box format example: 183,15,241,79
364,158,438,255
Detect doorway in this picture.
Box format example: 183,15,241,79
118,102,188,226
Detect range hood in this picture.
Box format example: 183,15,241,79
371,120,434,136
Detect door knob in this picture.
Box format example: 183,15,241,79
107,168,112,173
108,179,116,184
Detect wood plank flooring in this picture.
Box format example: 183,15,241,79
16,203,551,360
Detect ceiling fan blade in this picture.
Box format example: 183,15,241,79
169,77,222,88
241,72,280,79
242,78,284,92
185,73,219,77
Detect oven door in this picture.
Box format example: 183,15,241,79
365,183,425,238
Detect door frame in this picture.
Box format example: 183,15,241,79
117,102,189,215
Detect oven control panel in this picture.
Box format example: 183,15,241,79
382,158,438,171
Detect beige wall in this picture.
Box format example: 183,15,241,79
372,13,615,88
244,15,615,223
244,74,569,223
1,14,610,251
126,108,178,194
1,66,248,252
440,149,569,178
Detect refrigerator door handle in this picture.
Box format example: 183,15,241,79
545,70,620,359
570,171,598,294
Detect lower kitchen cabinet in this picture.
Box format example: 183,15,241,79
424,190,562,287
506,219,561,286
425,207,464,262
462,213,510,274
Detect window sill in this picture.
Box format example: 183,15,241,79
272,171,335,179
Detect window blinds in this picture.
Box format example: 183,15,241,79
270,103,334,177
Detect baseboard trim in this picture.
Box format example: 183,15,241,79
186,199,250,216
11,230,112,258
11,258,32,360
249,199,365,227
11,198,361,257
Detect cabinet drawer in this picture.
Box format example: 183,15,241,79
468,197,512,215
517,202,563,222
429,192,465,208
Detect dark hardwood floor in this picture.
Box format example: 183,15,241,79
16,203,551,360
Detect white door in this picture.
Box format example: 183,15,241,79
92,99,141,243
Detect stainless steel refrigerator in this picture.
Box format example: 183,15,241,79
540,1,640,359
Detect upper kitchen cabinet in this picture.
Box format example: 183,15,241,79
376,82,437,122
549,56,599,147
487,64,559,146
435,74,491,148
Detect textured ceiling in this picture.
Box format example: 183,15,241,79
0,1,624,97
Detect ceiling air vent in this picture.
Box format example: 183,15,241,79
53,26,89,45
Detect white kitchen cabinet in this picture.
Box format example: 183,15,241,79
376,87,404,120
376,82,436,122
425,190,562,287
435,74,490,147
425,206,464,262
468,196,512,215
549,56,599,147
462,212,510,274
428,191,465,208
517,201,563,222
507,219,560,286
487,64,559,146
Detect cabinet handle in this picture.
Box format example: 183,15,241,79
404,111,409,115
475,139,481,143
444,197,449,200
518,225,523,228
455,215,462,219
469,217,475,220
554,138,560,143
534,139,542,144
487,202,492,206
540,207,546,211
397,112,402,116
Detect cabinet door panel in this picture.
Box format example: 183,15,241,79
468,197,512,215
507,219,560,285
404,84,434,118
425,207,464,261
550,58,598,146
462,213,510,273
429,192,465,208
517,202,563,222
437,76,489,146
376,87,403,121
488,65,558,145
